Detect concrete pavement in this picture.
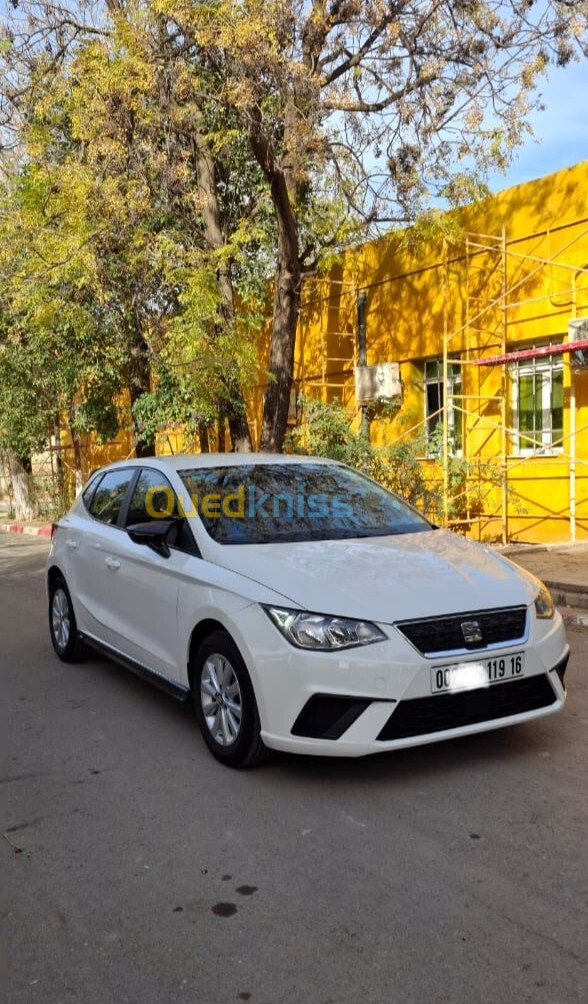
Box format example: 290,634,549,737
502,542,588,626
2,535,588,1004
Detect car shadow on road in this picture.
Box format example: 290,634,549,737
269,721,568,788
81,646,569,789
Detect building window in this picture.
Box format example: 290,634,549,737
511,354,564,454
424,359,462,453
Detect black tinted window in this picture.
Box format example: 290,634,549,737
89,470,133,525
179,463,432,545
82,471,103,509
126,469,178,526
125,468,196,553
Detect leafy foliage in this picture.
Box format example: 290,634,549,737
285,396,437,511
0,2,274,460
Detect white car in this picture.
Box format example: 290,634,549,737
47,454,569,767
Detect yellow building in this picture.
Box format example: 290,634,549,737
293,161,588,544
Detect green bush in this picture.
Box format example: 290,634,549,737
284,396,437,512
285,396,521,531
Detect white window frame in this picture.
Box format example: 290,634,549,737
510,353,564,456
423,359,463,456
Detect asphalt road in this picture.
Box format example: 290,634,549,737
2,534,587,1004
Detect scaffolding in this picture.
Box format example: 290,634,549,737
432,224,588,542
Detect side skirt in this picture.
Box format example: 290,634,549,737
80,633,190,702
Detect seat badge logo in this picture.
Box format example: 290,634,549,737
461,620,483,645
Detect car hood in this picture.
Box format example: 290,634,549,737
211,529,538,622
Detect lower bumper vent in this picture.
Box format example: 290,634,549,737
291,695,372,740
376,674,557,742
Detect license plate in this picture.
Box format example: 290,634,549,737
431,653,525,694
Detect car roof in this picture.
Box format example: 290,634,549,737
94,453,340,474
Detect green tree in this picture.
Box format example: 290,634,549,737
1,1,271,455
0,166,125,509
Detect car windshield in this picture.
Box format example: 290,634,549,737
178,463,433,544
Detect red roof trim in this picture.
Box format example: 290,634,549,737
471,338,588,366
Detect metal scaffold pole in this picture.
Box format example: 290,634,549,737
442,240,449,529
501,225,509,545
570,269,578,542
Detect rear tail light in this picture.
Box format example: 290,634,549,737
51,522,59,539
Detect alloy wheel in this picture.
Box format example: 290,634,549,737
51,588,71,652
200,653,243,746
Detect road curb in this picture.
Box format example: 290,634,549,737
548,584,588,612
1,522,52,537
560,607,588,630
494,542,588,557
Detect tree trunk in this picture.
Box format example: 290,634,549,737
129,333,156,458
249,107,302,453
192,114,253,452
226,395,253,453
7,451,39,521
53,414,65,507
68,420,84,496
260,247,301,452
217,409,227,452
198,423,210,453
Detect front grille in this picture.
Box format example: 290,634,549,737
396,606,527,655
376,674,557,741
291,695,372,740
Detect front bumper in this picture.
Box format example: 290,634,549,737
229,604,568,757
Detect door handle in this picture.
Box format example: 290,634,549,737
66,539,78,550
105,557,120,570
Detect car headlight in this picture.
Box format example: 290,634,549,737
534,581,555,619
265,607,386,650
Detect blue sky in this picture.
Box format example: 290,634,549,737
486,58,588,193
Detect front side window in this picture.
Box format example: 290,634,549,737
89,469,133,525
125,469,179,525
125,468,197,553
511,354,564,454
424,359,462,453
179,463,433,545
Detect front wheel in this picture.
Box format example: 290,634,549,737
192,631,270,768
49,576,86,663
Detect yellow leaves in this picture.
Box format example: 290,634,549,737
520,52,548,91
465,103,484,131
386,21,401,45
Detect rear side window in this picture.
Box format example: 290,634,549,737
89,470,133,525
82,471,103,509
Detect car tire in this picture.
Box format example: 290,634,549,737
192,630,270,768
49,575,87,663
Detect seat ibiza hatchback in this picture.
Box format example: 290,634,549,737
47,454,569,767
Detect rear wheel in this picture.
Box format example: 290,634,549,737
49,576,86,663
192,630,270,768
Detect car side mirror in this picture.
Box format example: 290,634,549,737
126,519,180,558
